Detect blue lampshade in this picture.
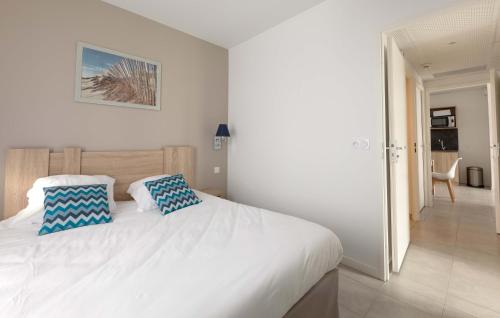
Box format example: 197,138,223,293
215,124,230,137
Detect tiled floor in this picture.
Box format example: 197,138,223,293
339,187,500,318
433,184,494,206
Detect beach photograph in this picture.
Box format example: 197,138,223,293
75,43,161,110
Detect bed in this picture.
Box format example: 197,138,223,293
0,147,343,318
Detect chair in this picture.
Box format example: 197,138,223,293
432,157,462,202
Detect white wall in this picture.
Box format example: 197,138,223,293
228,0,455,278
431,87,491,187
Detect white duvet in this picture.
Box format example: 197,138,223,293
0,192,342,318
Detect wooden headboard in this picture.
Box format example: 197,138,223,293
3,146,195,219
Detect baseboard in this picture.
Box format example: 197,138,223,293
340,256,383,280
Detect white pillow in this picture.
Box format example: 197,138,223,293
26,175,117,212
127,174,170,211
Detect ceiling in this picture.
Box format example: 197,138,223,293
102,0,326,48
390,0,500,80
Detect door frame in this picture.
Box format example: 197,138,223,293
381,35,500,279
381,33,391,281
487,70,500,234
423,77,494,208
415,84,426,212
407,75,426,220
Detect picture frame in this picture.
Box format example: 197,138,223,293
75,42,161,110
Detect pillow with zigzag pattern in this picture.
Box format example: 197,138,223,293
38,184,112,236
144,174,201,215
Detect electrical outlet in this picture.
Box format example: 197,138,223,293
360,138,370,150
214,166,221,174
352,137,370,151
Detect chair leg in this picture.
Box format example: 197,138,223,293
446,180,455,202
432,178,435,195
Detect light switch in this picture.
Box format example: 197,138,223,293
214,166,221,174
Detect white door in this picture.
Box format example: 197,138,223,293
416,87,425,210
488,71,500,234
387,37,410,272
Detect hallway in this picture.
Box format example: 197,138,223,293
339,197,500,317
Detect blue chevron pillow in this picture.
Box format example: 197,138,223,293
144,174,201,215
38,184,112,236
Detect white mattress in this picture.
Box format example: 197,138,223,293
0,192,342,318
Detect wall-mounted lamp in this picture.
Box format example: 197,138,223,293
214,124,230,150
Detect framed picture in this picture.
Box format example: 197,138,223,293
75,42,161,110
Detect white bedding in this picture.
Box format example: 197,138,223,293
0,192,342,318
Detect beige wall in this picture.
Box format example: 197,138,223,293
0,0,228,219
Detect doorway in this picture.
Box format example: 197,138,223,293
382,1,500,281
429,85,493,205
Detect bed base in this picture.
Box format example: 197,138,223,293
283,268,339,318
